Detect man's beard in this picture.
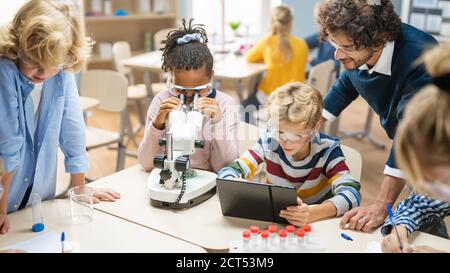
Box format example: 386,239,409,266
342,50,374,71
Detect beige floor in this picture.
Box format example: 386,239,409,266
84,87,450,229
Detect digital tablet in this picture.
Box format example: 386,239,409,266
216,178,298,224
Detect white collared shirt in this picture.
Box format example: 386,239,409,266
358,41,395,76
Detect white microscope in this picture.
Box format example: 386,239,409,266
148,94,217,209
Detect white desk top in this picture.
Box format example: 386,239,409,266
90,165,450,252
0,199,205,253
121,51,266,80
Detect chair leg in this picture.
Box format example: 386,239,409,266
339,108,385,149
116,110,128,171
125,109,139,148
116,142,126,171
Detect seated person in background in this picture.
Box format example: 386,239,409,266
243,5,308,114
137,19,239,173
304,2,340,74
219,82,361,227
381,44,450,253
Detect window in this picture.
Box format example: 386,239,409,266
188,0,282,45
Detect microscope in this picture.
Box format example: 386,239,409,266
148,93,217,209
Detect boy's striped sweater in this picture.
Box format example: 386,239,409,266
218,130,361,216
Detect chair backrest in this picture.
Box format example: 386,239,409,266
154,28,176,51
238,121,261,155
341,145,362,181
80,70,128,113
307,59,336,96
112,41,133,76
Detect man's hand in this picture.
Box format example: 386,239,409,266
340,175,405,232
339,201,387,232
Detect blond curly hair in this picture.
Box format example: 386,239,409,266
0,0,92,72
268,82,323,129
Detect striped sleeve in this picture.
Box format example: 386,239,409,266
218,138,266,180
323,146,361,216
381,193,450,236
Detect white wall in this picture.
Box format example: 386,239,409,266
282,0,404,39
0,0,28,26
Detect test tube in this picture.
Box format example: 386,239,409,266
249,225,259,248
278,229,287,249
304,224,312,243
268,225,278,247
296,229,305,248
260,230,269,250
31,193,45,232
242,230,251,251
286,225,296,244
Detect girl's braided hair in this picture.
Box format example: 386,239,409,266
161,18,213,76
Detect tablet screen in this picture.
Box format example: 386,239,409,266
216,178,298,223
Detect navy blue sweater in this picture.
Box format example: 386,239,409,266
324,23,438,175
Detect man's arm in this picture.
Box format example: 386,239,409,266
322,71,359,122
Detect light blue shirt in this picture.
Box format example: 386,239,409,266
0,57,88,213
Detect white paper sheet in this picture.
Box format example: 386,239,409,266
363,241,383,253
1,231,62,253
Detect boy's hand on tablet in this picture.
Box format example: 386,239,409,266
194,97,222,123
153,97,181,130
279,197,309,227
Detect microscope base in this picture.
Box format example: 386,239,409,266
148,168,217,209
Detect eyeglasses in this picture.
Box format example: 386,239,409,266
328,38,358,54
267,123,315,143
166,74,213,97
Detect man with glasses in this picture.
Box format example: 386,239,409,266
317,0,438,232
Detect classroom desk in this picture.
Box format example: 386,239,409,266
0,199,205,253
121,51,266,101
90,165,450,252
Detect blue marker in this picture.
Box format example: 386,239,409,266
61,232,65,253
387,204,403,249
341,232,353,241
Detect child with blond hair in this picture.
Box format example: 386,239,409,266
219,82,361,226
0,0,120,235
381,44,450,253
